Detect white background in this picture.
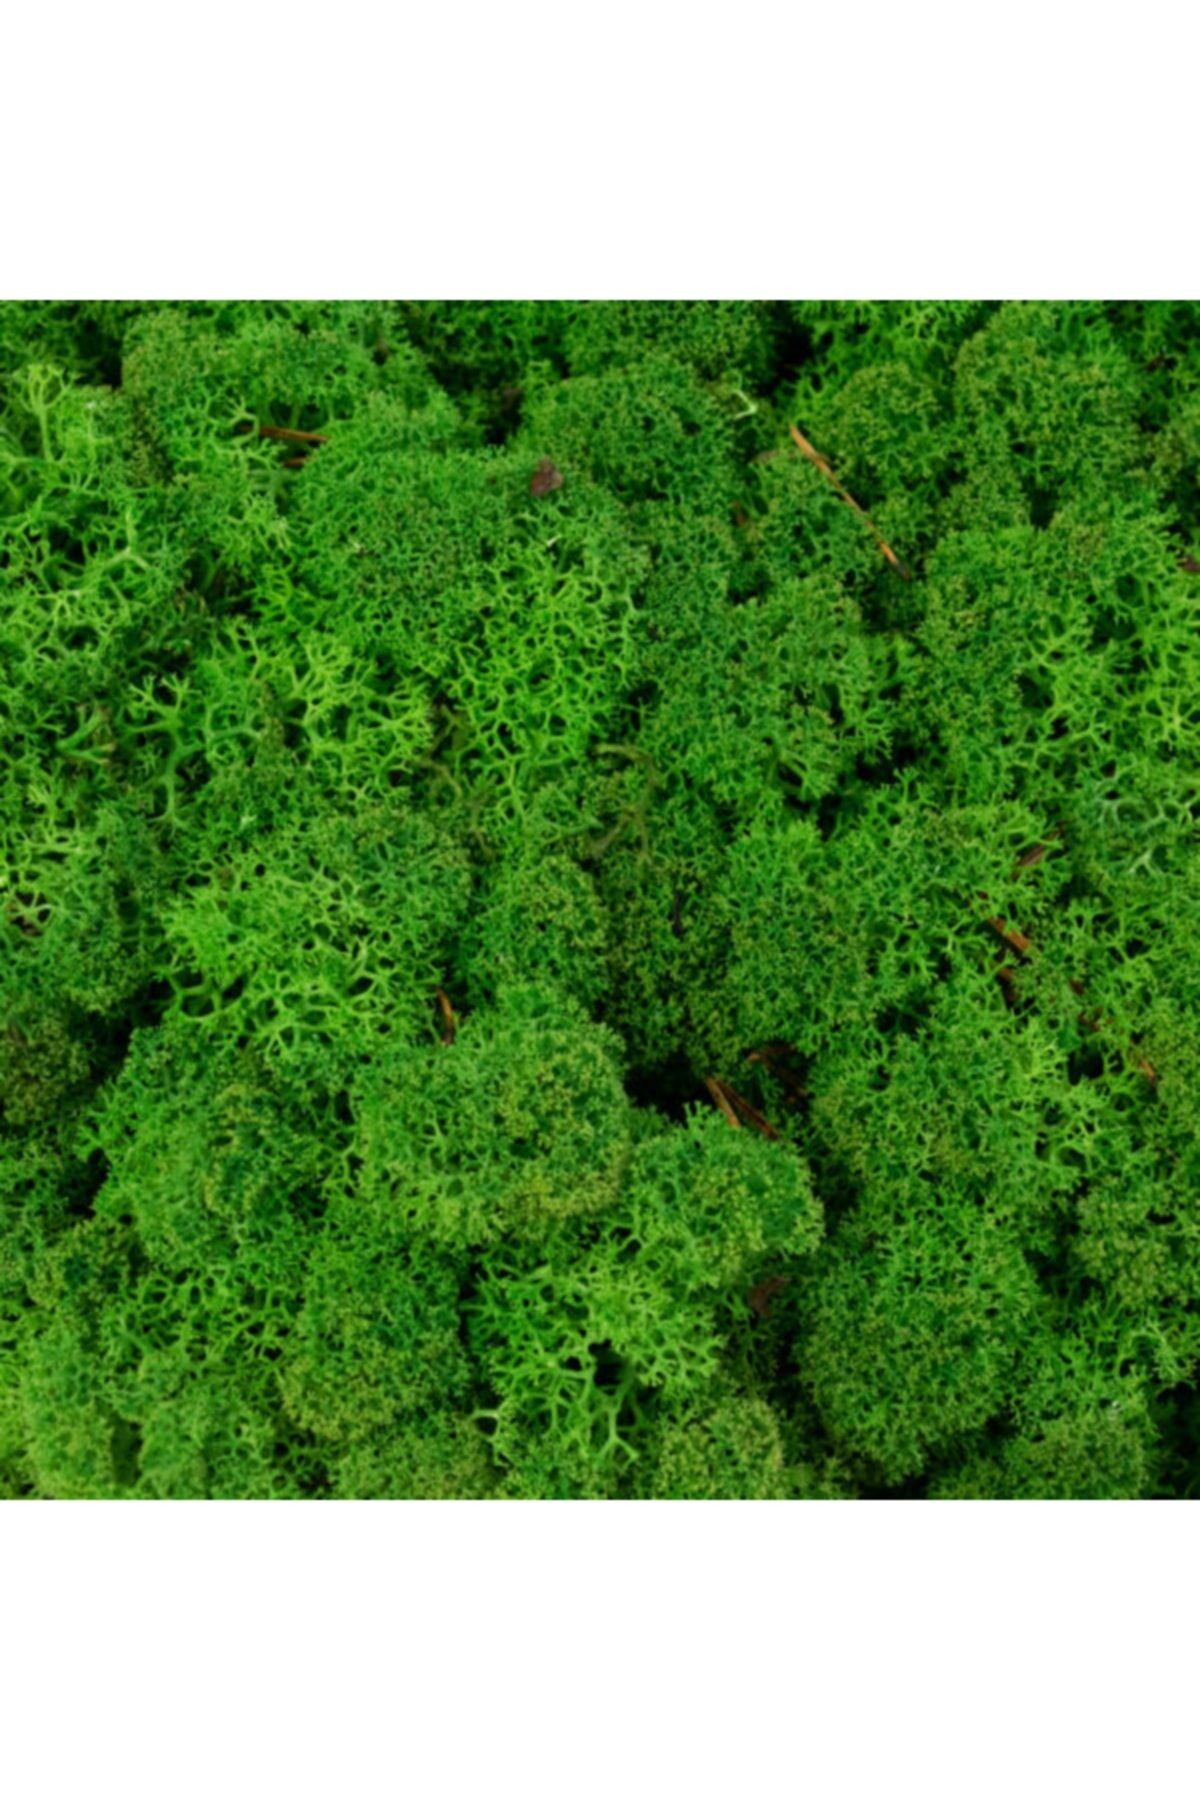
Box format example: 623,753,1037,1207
3,3,1199,1795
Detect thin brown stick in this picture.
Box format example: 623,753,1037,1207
258,424,329,444
986,845,1158,1084
1014,824,1064,877
985,915,1033,956
435,986,456,1046
745,1041,810,1106
704,1076,741,1130
715,1079,780,1141
788,423,911,579
282,455,308,468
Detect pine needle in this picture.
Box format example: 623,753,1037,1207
787,422,912,579
258,424,330,445
703,1076,741,1130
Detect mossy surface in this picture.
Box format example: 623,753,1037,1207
3,300,1199,1498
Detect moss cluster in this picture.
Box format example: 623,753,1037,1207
3,300,1199,1498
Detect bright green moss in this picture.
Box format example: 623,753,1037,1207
400,300,568,434
642,1396,791,1500
462,1111,821,1497
930,1399,1158,1501
801,1203,1049,1485
623,1110,822,1291
518,354,737,520
466,1213,724,1495
160,798,473,1074
331,1411,498,1500
4,300,1200,1497
280,1194,468,1445
952,301,1146,515
562,301,777,386
355,983,633,1249
458,852,609,1011
91,1016,330,1268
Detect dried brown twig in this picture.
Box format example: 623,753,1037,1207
980,834,1156,1083
704,1076,780,1140
745,1042,810,1107
787,423,911,579
703,1076,741,1130
985,914,1033,957
258,424,329,445
1013,823,1064,877
435,987,457,1046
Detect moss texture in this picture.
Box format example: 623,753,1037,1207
3,300,1200,1498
